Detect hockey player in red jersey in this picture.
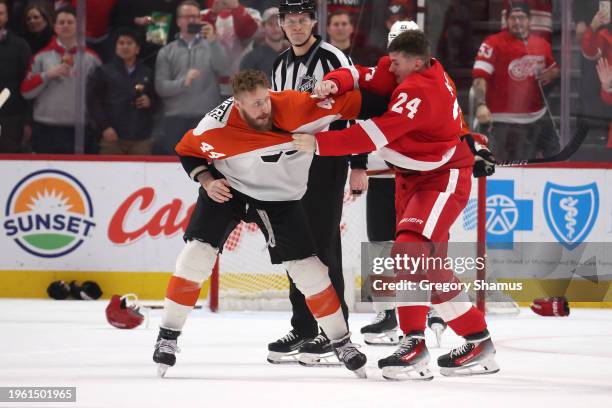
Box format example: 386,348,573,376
153,70,368,378
293,30,499,380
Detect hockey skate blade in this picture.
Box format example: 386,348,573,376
267,351,300,365
363,330,400,346
430,324,445,348
298,352,342,367
381,365,434,381
439,357,500,377
352,367,367,379
157,364,170,378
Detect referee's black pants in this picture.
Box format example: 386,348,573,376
288,155,349,338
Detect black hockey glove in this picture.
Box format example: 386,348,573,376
473,147,496,178
462,133,496,178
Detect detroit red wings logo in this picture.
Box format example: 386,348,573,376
507,55,545,81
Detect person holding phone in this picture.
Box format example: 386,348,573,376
201,0,260,97
153,0,230,155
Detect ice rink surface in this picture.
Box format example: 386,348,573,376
2,299,612,408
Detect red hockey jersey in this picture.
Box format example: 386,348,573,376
315,59,474,173
473,30,556,123
325,56,470,134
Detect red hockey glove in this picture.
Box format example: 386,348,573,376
530,297,570,317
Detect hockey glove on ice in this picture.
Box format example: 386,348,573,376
530,296,570,317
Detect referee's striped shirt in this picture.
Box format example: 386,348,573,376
271,35,366,168
271,35,353,93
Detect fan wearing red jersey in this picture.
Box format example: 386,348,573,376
293,30,499,380
473,2,560,162
153,70,368,379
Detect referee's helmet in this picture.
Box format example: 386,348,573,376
278,0,316,18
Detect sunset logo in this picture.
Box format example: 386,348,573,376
3,169,96,258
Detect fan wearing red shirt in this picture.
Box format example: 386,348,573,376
473,2,560,161
293,30,499,381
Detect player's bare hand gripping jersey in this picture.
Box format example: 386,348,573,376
176,89,361,201
315,59,474,172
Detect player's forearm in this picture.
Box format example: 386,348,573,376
178,155,210,181
315,125,379,157
472,78,487,107
323,68,357,95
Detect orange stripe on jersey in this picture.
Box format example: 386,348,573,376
305,284,342,318
165,276,201,306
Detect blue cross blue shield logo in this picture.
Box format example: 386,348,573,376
543,182,599,250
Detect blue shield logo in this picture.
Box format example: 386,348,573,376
543,182,599,250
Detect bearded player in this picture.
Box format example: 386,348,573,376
152,70,373,378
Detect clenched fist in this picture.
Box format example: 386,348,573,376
292,133,317,153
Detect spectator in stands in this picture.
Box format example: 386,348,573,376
595,42,612,148
20,6,100,154
0,0,31,152
472,2,559,161
240,7,284,79
69,0,117,63
154,0,229,155
502,0,552,43
325,9,381,66
575,0,599,43
21,1,53,55
572,0,612,150
217,0,276,15
327,10,353,55
110,0,186,69
88,28,155,155
201,0,259,97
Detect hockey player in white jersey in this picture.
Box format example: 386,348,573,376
153,70,369,378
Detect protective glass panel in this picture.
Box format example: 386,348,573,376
319,0,609,164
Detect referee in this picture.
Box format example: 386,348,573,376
267,0,368,365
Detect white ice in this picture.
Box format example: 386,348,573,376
2,299,612,408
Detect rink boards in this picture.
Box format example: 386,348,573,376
0,157,610,304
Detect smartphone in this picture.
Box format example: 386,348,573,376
600,1,611,24
187,23,203,34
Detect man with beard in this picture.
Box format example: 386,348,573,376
152,69,369,379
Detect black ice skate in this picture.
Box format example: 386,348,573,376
438,329,500,376
298,333,341,367
360,309,400,346
378,332,433,381
427,308,447,347
331,333,367,378
267,330,313,364
153,327,181,378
